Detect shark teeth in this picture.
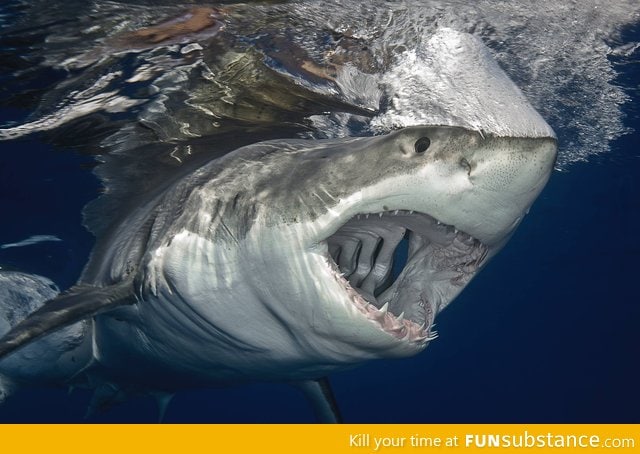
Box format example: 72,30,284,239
323,208,485,347
358,209,422,219
325,256,434,346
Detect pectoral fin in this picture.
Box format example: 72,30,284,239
0,280,135,360
294,377,342,423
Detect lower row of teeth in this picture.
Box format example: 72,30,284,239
330,261,437,344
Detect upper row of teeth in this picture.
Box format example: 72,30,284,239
355,210,415,220
354,211,457,232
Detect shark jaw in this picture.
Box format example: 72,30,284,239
311,208,488,354
266,127,559,363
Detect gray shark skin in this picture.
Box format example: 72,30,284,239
0,20,558,420
90,126,557,377
0,125,557,420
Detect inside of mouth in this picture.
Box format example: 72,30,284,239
326,210,488,328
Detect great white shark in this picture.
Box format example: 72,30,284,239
0,126,557,420
0,29,557,422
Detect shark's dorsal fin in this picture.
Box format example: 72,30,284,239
294,377,342,423
0,280,135,360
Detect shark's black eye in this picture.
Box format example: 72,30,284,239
414,137,431,154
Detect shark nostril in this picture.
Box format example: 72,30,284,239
414,137,431,154
460,158,471,175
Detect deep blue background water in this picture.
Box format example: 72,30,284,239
0,25,638,424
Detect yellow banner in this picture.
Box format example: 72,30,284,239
0,424,638,453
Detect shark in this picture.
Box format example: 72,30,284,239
0,125,557,421
0,29,557,422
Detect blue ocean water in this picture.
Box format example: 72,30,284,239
0,9,638,423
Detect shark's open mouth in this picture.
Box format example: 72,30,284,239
324,210,488,345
